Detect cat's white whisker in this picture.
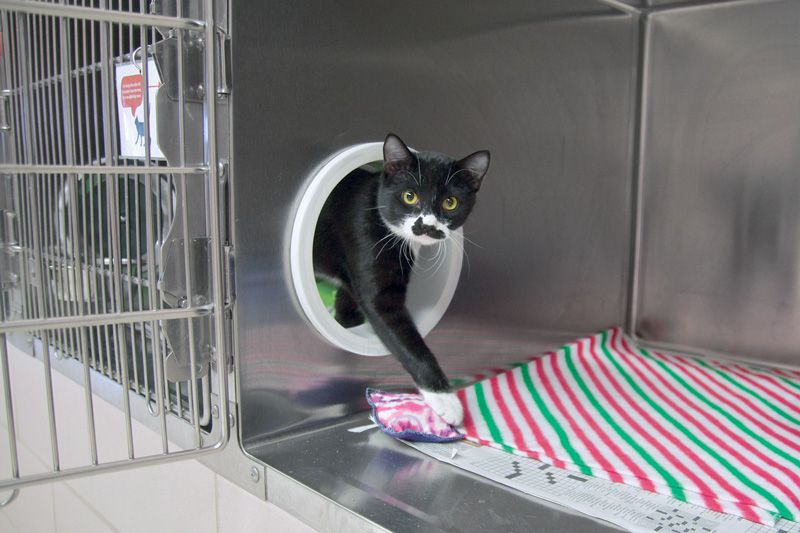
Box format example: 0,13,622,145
444,164,454,185
371,231,395,250
432,241,448,278
376,235,399,259
428,243,445,278
398,240,410,275
398,170,417,185
450,235,471,277
461,233,483,249
414,243,442,275
445,167,472,186
404,240,415,269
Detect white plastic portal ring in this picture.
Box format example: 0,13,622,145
289,142,464,356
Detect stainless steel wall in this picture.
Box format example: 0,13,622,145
231,1,639,444
634,0,800,366
232,0,800,449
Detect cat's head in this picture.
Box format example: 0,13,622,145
377,133,490,246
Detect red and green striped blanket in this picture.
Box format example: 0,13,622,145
457,328,800,525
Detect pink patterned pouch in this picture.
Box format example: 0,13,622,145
366,388,463,442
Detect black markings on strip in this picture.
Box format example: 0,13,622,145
567,474,587,482
643,506,720,533
505,461,523,480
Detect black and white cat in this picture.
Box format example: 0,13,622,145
313,134,490,425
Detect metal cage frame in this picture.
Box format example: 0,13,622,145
0,0,230,494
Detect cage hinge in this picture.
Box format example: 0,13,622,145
0,209,20,293
1,209,20,256
222,244,235,372
222,244,235,310
0,90,12,133
214,0,231,96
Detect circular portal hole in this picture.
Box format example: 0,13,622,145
290,142,463,356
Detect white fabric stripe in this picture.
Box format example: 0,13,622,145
574,335,786,520
496,370,549,459
481,376,523,451
593,333,762,508
485,364,622,484
460,330,798,524
542,342,665,490
669,352,800,431
567,336,725,506
463,387,493,442
709,361,800,416
534,349,634,476
555,338,688,496
615,336,800,501
653,349,800,447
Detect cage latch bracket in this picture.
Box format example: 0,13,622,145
214,28,231,96
157,163,214,385
0,90,11,133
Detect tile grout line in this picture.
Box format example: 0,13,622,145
61,481,120,532
0,508,21,533
50,483,56,533
214,472,222,533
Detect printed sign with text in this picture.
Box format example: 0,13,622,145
115,59,164,159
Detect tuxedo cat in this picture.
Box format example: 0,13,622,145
313,134,490,425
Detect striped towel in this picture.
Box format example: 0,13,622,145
457,328,800,525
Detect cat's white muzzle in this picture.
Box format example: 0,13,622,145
388,214,450,246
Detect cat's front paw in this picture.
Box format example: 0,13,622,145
420,389,464,427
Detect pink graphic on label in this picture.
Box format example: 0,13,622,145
120,74,143,116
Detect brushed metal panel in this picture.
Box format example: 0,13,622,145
615,1,767,11
231,1,638,443
259,419,622,533
636,0,800,365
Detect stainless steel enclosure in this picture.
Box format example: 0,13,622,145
2,0,799,530
228,3,800,528
231,0,800,450
634,0,800,366
232,0,640,445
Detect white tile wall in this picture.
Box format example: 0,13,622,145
216,475,320,533
52,484,115,533
0,342,319,533
0,443,55,533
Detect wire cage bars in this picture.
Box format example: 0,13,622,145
0,0,229,492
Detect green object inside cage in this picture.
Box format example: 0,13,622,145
312,162,385,318
316,279,338,315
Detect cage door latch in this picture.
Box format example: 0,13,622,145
0,91,11,133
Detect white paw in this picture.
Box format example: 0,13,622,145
420,389,464,427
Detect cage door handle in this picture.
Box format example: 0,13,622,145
0,91,10,133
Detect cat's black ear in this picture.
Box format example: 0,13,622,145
456,150,490,191
383,133,414,175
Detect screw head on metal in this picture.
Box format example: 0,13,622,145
211,404,219,418
217,159,229,183
249,467,260,482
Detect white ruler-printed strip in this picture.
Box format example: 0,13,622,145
403,440,800,533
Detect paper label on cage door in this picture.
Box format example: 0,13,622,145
115,59,165,159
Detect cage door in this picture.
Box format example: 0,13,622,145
0,0,230,492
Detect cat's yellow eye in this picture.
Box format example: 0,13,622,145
402,190,419,205
442,196,458,211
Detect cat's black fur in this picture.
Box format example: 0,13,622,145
313,134,490,394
